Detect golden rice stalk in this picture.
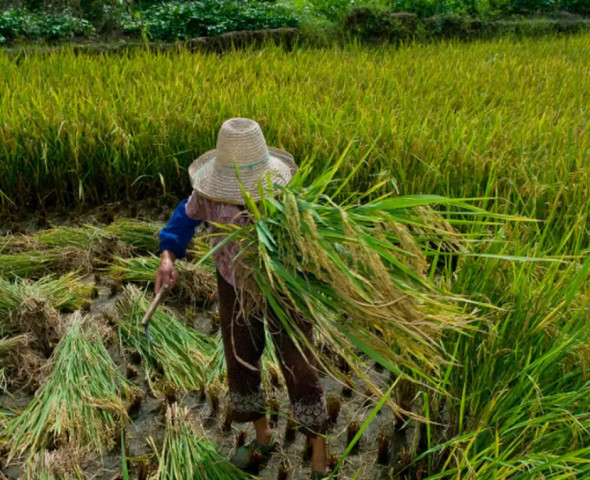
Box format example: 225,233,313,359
220,179,482,413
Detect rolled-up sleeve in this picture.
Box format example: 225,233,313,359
158,198,202,259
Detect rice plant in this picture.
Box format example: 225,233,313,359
109,255,216,306
4,313,141,461
0,247,94,278
106,218,163,253
116,285,217,395
151,403,251,480
0,273,95,354
0,37,588,248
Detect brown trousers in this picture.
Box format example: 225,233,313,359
217,270,328,435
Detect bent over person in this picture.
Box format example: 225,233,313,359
155,118,329,479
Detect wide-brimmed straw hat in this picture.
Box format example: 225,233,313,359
189,118,298,205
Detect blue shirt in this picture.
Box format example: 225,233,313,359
158,199,202,259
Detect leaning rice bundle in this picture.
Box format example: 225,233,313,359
34,224,133,261
0,273,95,354
106,218,162,252
151,404,251,480
109,256,216,306
4,313,141,461
116,286,216,395
206,165,485,401
0,247,93,278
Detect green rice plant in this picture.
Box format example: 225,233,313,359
0,407,15,436
109,255,216,306
150,403,251,480
4,312,141,462
116,285,217,395
406,239,590,478
0,37,588,250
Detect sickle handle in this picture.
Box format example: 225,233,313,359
141,285,168,327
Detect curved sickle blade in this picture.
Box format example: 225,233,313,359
144,323,162,348
141,285,168,348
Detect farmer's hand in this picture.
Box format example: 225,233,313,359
155,250,178,292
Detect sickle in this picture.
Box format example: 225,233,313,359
141,285,169,348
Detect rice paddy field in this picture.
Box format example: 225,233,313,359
1,33,589,480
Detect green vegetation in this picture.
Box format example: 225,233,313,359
152,404,251,480
221,172,486,391
120,0,299,41
0,273,95,335
0,8,93,43
4,314,141,461
116,286,217,395
0,36,587,248
0,32,588,479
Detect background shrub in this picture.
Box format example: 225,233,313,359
0,8,94,39
121,0,300,40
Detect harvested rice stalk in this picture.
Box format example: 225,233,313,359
0,273,95,353
1,407,15,435
116,286,216,395
207,166,489,406
34,224,133,261
23,448,85,480
4,313,141,461
151,403,251,480
106,218,162,253
109,256,216,306
0,334,44,390
0,234,42,254
0,247,93,278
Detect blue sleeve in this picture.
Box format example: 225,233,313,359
158,199,203,259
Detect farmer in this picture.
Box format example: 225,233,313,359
155,118,329,479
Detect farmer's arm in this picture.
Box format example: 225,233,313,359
155,197,202,291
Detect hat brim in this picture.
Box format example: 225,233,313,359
188,146,298,205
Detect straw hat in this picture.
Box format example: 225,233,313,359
189,118,298,205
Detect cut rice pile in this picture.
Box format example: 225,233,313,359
151,403,251,480
109,256,216,306
116,285,216,395
4,313,141,461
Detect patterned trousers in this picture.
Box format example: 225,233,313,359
217,270,328,436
